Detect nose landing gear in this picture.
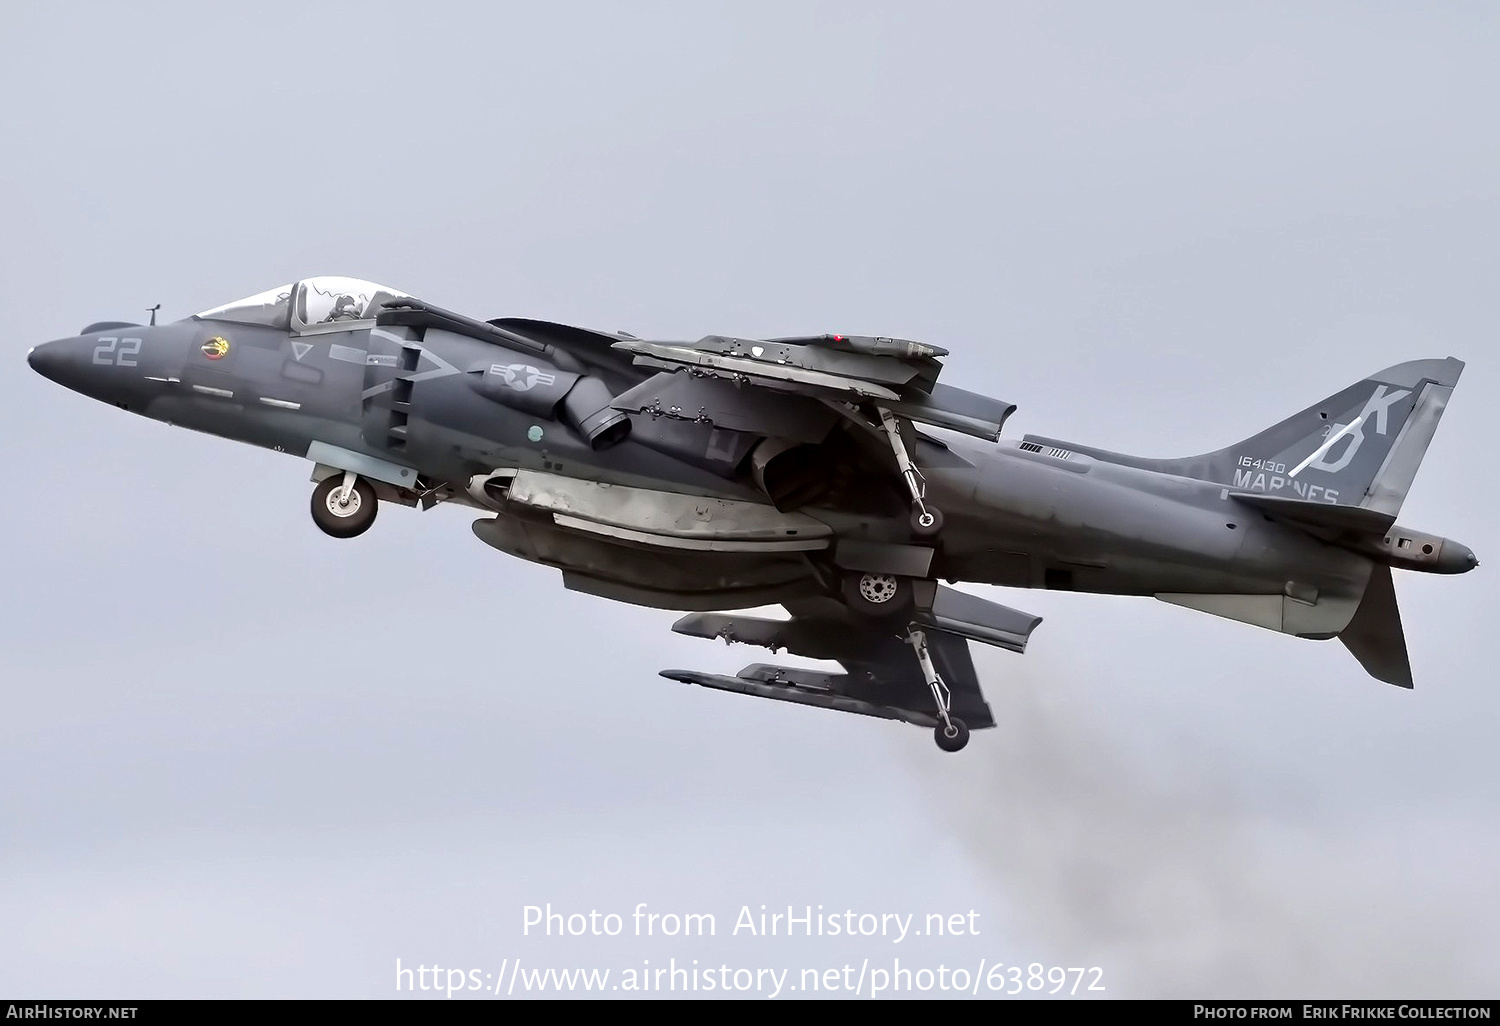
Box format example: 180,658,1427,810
311,472,378,538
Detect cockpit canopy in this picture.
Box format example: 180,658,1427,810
195,284,292,329
195,277,409,334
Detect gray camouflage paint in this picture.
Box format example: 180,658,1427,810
27,287,1475,736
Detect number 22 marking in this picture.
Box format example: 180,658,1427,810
92,337,141,367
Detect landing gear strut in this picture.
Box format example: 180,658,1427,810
878,407,944,538
907,626,969,752
311,472,378,538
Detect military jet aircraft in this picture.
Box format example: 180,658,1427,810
27,276,1477,751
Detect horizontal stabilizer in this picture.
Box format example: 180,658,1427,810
1229,493,1396,538
1338,563,1414,688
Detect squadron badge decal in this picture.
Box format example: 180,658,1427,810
201,336,230,360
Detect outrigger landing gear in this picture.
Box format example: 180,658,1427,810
907,626,969,752
878,407,944,538
311,471,378,538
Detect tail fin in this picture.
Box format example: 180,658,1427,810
1205,357,1463,515
1032,358,1463,516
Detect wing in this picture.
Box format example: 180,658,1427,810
662,592,1043,730
610,333,1017,443
604,330,1018,517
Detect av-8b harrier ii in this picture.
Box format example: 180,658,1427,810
28,276,1476,751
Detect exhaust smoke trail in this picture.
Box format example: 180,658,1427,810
919,651,1493,997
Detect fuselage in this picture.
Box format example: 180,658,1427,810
29,278,1477,711
28,310,1380,624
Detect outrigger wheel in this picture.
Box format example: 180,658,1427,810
876,407,945,540
311,472,378,538
934,718,970,753
910,505,945,538
906,626,971,753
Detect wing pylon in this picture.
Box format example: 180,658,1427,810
661,589,1042,730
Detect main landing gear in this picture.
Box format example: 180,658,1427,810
311,472,378,538
878,407,944,539
839,571,971,753
842,571,916,619
906,627,969,752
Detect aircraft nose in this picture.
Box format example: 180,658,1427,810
27,334,128,400
26,338,72,384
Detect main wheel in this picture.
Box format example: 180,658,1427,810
311,475,379,538
910,505,945,538
841,571,915,620
934,717,970,753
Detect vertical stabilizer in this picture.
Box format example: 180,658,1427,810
1027,358,1463,519
1202,358,1462,516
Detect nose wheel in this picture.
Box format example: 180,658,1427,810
311,472,378,538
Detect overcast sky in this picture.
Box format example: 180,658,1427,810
2,2,1496,999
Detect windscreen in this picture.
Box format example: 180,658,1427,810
195,285,294,329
